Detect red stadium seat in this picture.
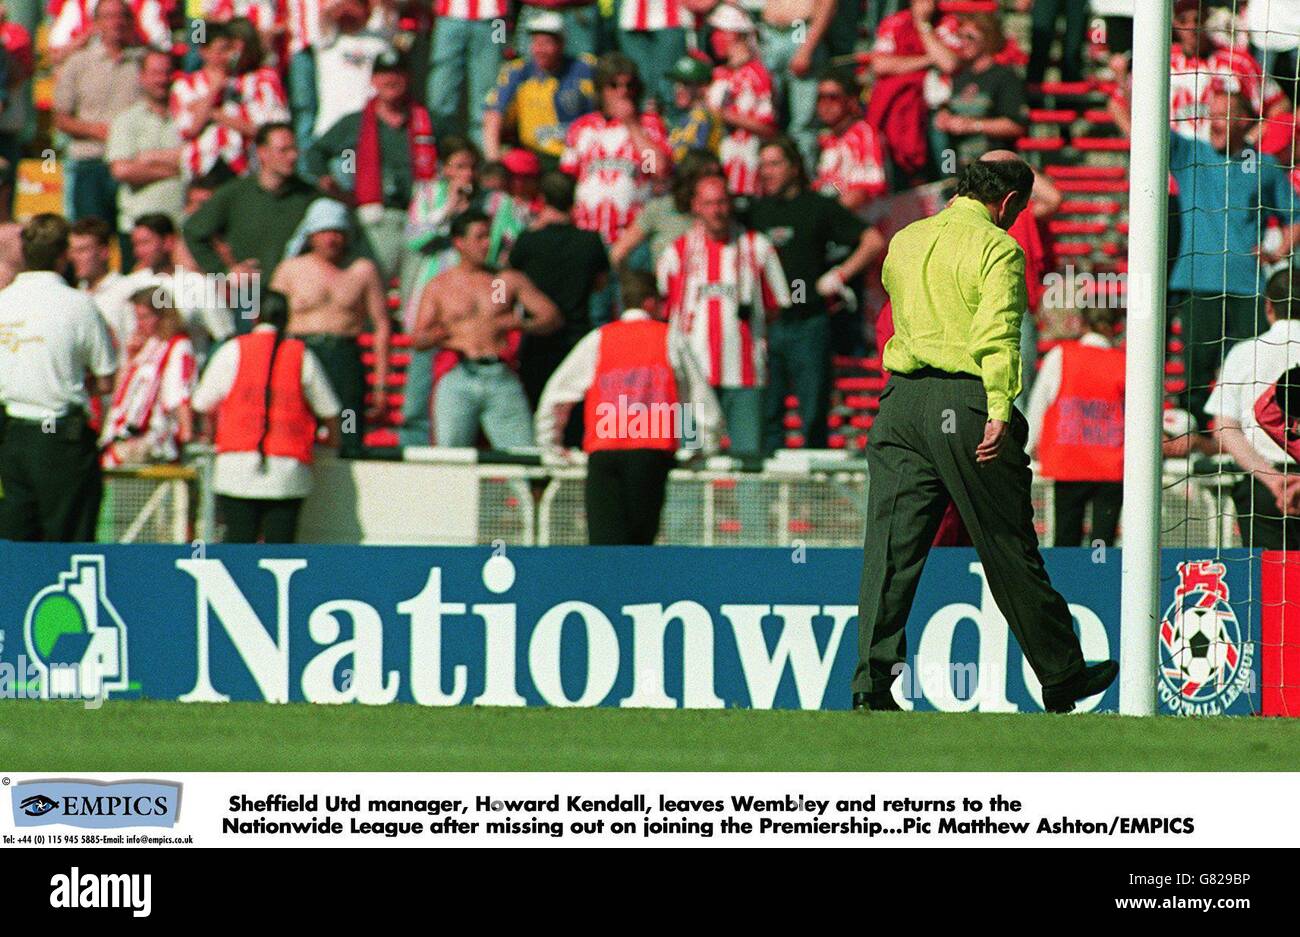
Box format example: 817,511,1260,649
1028,108,1078,123
1018,137,1066,152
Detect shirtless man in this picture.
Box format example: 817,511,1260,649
757,0,838,166
271,198,390,457
411,208,560,448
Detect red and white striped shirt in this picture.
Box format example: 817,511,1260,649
707,59,775,197
202,0,278,32
656,226,790,388
814,119,888,201
1170,43,1284,138
47,0,173,53
171,66,290,178
435,0,507,20
284,0,320,54
99,334,196,468
560,110,672,244
618,0,683,32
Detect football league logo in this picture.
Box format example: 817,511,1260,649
22,556,130,701
1158,560,1253,715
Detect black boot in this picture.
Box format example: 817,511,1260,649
1042,661,1120,714
852,691,902,712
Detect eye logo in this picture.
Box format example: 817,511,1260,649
19,795,59,817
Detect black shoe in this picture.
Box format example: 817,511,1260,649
852,691,902,712
1042,660,1119,713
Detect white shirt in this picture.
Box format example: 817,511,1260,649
83,270,136,349
1205,317,1300,466
191,325,342,499
312,30,393,139
1248,0,1300,52
1089,0,1133,16
1026,331,1113,457
0,270,118,420
534,309,723,455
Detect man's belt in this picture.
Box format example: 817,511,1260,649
896,366,981,382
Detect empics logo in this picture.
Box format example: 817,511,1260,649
22,556,130,701
50,868,151,918
12,780,182,829
1159,560,1254,715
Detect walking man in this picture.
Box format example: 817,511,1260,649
535,269,721,544
854,155,1117,713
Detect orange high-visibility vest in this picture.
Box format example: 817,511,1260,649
215,331,317,465
583,318,681,453
1038,341,1125,482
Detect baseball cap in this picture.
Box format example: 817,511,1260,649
502,148,542,177
525,10,566,35
666,54,713,86
372,48,407,74
707,4,755,34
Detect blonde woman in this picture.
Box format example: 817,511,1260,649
99,287,196,467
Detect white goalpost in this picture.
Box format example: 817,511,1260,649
1120,0,1175,716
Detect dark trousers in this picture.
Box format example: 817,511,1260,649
296,333,365,458
69,158,119,228
1028,0,1090,85
0,416,102,542
1053,480,1123,546
219,495,304,543
1170,293,1264,421
854,371,1086,695
1232,475,1300,549
585,449,675,545
763,314,832,454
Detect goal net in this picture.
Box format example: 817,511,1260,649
1142,0,1300,715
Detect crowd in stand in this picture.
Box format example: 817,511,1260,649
4,0,1300,545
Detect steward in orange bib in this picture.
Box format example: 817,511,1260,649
192,291,343,543
1026,306,1125,546
535,270,723,544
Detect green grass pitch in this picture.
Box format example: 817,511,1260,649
3,701,1300,771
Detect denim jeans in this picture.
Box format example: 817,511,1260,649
435,360,535,448
759,22,826,170
427,17,503,146
400,346,435,446
68,158,118,227
617,27,687,109
288,49,318,156
763,314,831,453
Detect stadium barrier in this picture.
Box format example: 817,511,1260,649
0,543,1262,715
140,447,1239,549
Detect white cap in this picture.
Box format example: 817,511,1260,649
707,3,755,34
526,10,565,35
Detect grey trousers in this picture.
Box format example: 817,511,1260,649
853,369,1086,696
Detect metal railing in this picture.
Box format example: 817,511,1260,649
100,449,1241,549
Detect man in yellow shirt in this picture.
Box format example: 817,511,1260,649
854,152,1118,714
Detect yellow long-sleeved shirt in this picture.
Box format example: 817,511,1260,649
881,196,1027,421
